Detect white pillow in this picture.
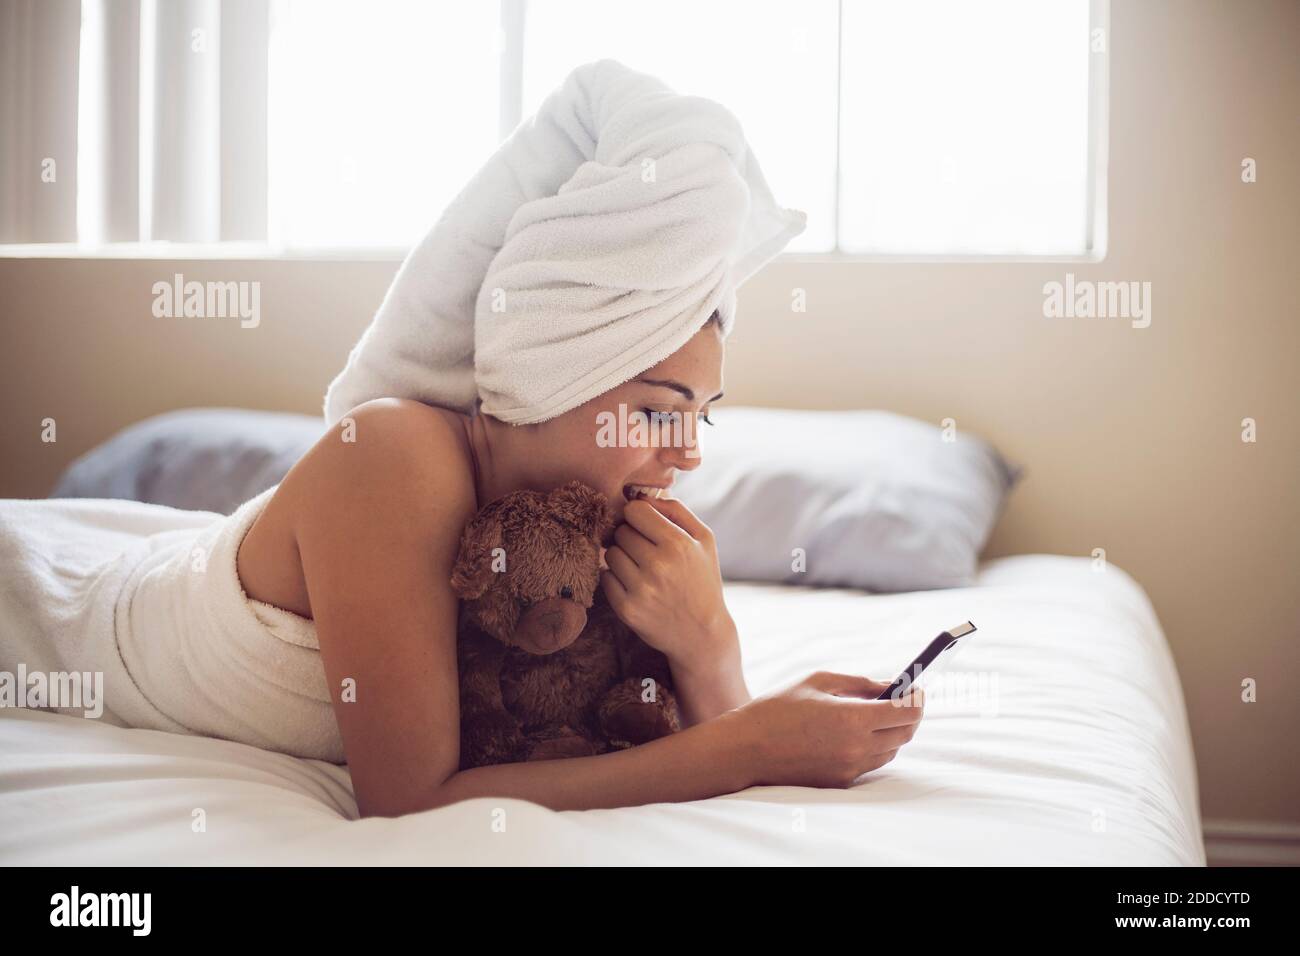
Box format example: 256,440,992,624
669,407,1021,591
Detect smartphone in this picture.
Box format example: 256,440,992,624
875,621,977,700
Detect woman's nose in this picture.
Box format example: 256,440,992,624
663,437,703,471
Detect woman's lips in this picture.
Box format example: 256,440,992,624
623,483,667,501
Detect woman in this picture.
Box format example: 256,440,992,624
237,310,926,818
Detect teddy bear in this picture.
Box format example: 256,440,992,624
449,479,682,770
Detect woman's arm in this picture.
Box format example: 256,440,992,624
668,614,751,726
286,400,474,816
600,495,752,726
425,708,754,813
430,670,926,814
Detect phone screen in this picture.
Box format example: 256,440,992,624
876,621,977,700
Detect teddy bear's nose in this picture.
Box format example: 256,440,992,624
560,585,573,599
517,597,587,655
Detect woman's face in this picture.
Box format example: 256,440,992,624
524,320,724,539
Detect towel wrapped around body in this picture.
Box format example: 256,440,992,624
0,491,344,763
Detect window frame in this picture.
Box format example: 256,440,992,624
0,0,1108,263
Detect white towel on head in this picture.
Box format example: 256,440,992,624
323,58,806,427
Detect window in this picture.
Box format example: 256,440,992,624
268,0,501,247
837,0,1100,256
0,0,1106,258
521,0,840,253
523,0,1104,257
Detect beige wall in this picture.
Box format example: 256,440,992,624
1,0,1296,827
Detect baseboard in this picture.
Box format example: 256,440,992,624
1203,819,1300,867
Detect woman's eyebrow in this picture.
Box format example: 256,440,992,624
635,376,724,403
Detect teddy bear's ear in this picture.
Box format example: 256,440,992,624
449,509,505,601
547,480,615,542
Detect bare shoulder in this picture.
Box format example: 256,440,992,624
286,397,477,543
300,397,471,492
237,398,477,617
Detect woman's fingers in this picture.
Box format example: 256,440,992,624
808,670,890,698
621,495,708,544
871,723,920,751
867,748,902,771
611,522,655,566
642,495,711,540
865,691,926,730
603,544,640,583
599,568,629,607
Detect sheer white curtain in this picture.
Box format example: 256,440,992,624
78,0,139,242
143,0,268,241
220,0,268,240
147,0,221,241
0,0,82,242
0,0,268,244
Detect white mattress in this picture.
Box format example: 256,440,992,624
0,553,1204,866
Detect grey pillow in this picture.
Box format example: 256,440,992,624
668,406,1021,591
50,408,326,515
51,404,1019,592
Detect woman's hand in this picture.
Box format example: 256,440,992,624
732,672,926,788
599,495,734,673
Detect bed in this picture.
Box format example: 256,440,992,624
0,552,1205,866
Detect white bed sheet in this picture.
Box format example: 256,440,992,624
0,554,1204,866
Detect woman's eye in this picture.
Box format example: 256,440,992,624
641,408,713,427
644,408,717,429
643,408,679,425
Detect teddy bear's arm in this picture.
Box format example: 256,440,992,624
613,619,675,693
590,621,679,747
458,629,530,770
524,727,602,761
596,677,681,748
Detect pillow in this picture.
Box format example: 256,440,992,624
667,406,1021,591
51,404,1020,592
50,408,326,515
